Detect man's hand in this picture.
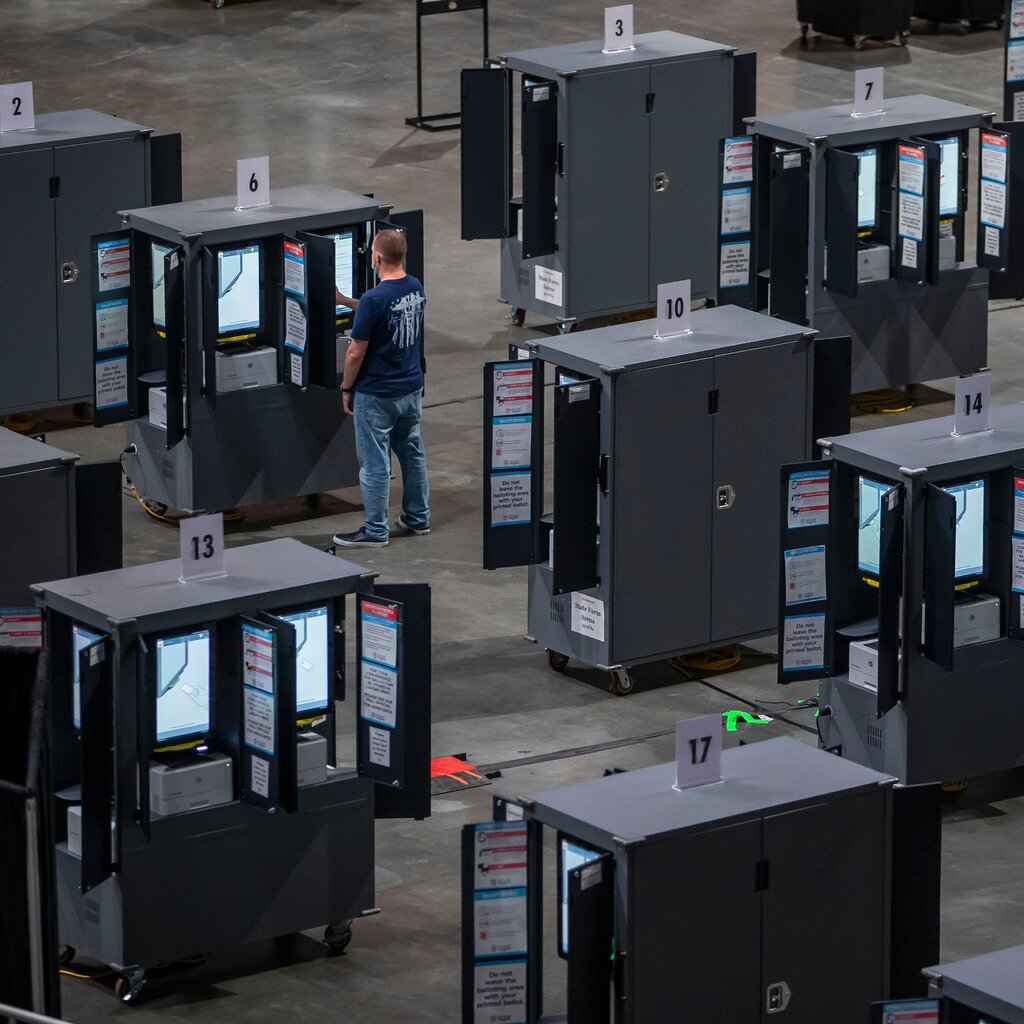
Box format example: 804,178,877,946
342,389,354,416
335,286,359,311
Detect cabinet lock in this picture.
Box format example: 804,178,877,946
654,172,670,193
716,485,735,510
60,261,79,284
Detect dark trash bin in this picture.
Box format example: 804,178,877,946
797,0,912,48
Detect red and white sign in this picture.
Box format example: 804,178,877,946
493,366,534,417
0,610,42,649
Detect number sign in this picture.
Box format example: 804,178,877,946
179,512,227,582
236,156,271,211
0,82,35,132
953,371,992,437
674,714,723,790
604,5,634,52
656,279,692,339
853,68,884,117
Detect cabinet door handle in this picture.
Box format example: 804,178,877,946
60,261,79,284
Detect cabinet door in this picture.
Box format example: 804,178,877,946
0,149,57,411
650,55,732,299
761,793,887,1024
712,342,809,641
55,136,147,401
628,821,762,1024
564,67,650,316
611,359,713,660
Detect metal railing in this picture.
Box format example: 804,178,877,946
0,1003,69,1024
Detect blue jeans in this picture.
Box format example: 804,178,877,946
353,390,430,540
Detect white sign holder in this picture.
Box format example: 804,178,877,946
179,513,227,582
655,279,692,339
0,82,35,132
952,370,993,437
603,5,635,53
674,714,723,790
852,68,884,118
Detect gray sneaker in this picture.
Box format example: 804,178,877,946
333,529,388,548
394,514,430,536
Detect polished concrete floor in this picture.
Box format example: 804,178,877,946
4,0,1024,1019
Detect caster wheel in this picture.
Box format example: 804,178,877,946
957,19,969,35
324,921,353,954
212,0,225,8
512,308,526,328
547,650,569,672
556,320,575,335
799,22,809,40
115,969,145,1005
899,30,910,45
854,35,866,50
610,669,634,696
58,945,76,966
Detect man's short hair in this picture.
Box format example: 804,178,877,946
373,229,407,266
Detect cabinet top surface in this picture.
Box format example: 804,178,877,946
827,402,1024,474
0,426,78,473
0,109,149,152
35,539,372,623
501,30,733,75
527,737,893,841
531,305,812,375
930,945,1024,1013
753,94,988,144
122,184,383,239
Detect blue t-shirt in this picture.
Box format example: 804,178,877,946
351,275,426,397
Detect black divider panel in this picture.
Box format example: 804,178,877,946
895,140,938,286
826,149,860,299
552,378,600,596
201,248,219,406
296,232,339,391
768,148,809,325
566,854,614,1024
75,461,123,575
521,78,558,260
163,247,187,446
717,134,757,311
370,584,431,821
922,485,956,673
79,636,113,893
777,460,834,685
915,138,942,286
282,237,312,390
239,615,298,813
812,336,852,442
877,485,905,717
978,127,1012,282
1010,467,1024,641
91,232,135,426
732,52,756,134
356,593,430,819
150,133,183,206
483,359,544,569
461,68,513,240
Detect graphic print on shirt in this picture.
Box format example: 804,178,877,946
389,291,425,349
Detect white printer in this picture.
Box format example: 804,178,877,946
857,243,891,284
148,385,167,429
297,731,329,788
149,752,233,816
215,344,278,393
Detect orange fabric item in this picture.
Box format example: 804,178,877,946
430,755,483,781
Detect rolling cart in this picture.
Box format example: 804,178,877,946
913,0,1004,33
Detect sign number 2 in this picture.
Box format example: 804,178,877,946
11,96,21,116
0,82,35,133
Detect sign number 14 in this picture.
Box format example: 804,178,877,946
953,370,992,437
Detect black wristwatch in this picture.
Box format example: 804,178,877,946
341,386,355,394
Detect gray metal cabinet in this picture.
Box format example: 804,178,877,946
484,305,837,692
463,32,752,326
926,945,1024,1023
518,737,895,1024
0,428,78,606
0,110,157,414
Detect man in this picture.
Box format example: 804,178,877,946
332,229,429,548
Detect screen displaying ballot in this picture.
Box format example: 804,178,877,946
942,479,985,578
72,624,103,730
280,605,330,714
938,137,960,217
155,629,211,743
151,243,173,329
857,476,890,576
326,231,355,316
217,244,261,334
559,836,602,957
857,148,879,229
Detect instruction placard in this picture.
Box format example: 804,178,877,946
534,266,562,307
782,613,826,672
723,136,754,184
787,469,830,529
491,416,532,470
95,299,129,351
95,355,128,409
898,191,924,241
492,364,533,416
242,623,274,693
473,823,529,891
784,545,827,605
490,471,532,526
1009,39,1024,82
1014,476,1024,534
474,889,528,958
284,297,307,351
360,600,398,668
360,660,398,728
473,960,527,1024
981,133,1008,183
0,609,42,649
368,725,391,767
898,145,925,195
283,240,305,296
720,241,751,289
980,179,1007,229
1013,536,1024,594
244,686,275,755
570,592,605,642
720,187,752,235
97,237,131,293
